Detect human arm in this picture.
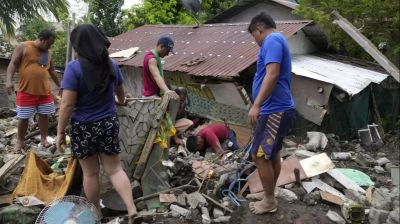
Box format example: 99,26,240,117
56,90,77,152
6,43,24,94
49,61,61,88
148,58,179,99
115,85,126,105
248,38,283,127
247,63,280,126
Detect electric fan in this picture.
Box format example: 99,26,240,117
35,196,100,224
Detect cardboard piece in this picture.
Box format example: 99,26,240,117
300,153,335,178
247,156,307,193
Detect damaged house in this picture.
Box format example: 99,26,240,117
110,20,398,138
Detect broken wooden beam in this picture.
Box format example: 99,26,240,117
202,193,233,213
0,154,25,183
331,11,399,82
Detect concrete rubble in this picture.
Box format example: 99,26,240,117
0,104,399,224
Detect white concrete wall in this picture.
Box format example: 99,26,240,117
287,30,317,54
219,2,302,23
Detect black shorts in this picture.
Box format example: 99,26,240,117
70,115,121,159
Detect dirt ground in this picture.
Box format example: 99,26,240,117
149,200,336,224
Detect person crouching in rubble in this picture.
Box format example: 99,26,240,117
247,13,296,215
56,24,137,221
186,124,239,164
173,87,194,145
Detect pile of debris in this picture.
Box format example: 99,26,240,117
0,97,399,224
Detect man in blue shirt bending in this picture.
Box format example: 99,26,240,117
247,12,296,214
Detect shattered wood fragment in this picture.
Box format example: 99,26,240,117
0,194,12,206
159,194,177,203
320,191,344,206
0,154,25,183
5,128,17,137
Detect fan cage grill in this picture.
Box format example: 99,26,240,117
35,196,100,224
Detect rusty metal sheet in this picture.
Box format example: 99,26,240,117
109,21,312,78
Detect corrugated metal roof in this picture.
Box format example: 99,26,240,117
109,21,312,77
292,55,388,96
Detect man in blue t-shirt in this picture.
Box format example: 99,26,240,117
247,12,296,215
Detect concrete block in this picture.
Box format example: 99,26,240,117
326,210,346,224
213,216,231,223
170,204,189,217
187,192,207,209
386,207,400,224
355,153,376,167
201,207,211,224
376,157,391,166
368,208,390,224
374,166,385,174
213,208,224,219
372,188,393,210
344,189,368,206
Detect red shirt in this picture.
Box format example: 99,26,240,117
198,124,228,148
142,51,160,97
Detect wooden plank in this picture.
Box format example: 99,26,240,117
366,186,374,205
320,191,344,206
133,96,171,180
0,194,13,206
327,169,366,194
0,155,25,183
300,153,335,178
331,11,399,82
159,194,177,203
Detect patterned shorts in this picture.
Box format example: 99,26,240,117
251,110,296,160
71,115,121,159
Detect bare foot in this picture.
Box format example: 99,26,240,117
14,139,23,152
246,192,264,200
249,198,278,215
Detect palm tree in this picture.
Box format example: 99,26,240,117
0,0,69,37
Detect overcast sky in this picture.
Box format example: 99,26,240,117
68,0,142,20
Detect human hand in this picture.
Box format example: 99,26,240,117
5,82,14,95
165,90,179,100
56,131,66,153
247,105,260,127
115,96,127,106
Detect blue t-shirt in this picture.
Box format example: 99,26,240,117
252,32,295,115
61,60,124,122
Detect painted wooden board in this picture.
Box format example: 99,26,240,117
299,153,335,178
320,191,344,205
327,168,366,194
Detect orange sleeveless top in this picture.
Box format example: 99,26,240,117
18,41,52,96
